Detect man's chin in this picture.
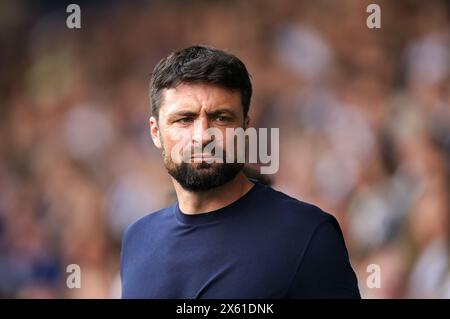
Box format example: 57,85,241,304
165,161,243,192
189,161,217,170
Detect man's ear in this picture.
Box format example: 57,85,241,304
244,116,250,129
149,116,162,149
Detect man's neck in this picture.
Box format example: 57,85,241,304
173,172,254,214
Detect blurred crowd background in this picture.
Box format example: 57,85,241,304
0,0,449,298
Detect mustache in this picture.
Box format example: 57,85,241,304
180,146,227,162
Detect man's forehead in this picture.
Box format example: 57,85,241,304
160,83,241,115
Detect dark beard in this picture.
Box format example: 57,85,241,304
165,160,244,192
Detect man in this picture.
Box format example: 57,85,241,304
120,45,360,298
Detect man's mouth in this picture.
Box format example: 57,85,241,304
191,154,216,160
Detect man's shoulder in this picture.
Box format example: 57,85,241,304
122,204,175,245
261,184,335,227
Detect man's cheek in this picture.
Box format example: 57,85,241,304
165,128,192,163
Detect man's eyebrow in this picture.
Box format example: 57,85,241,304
207,108,237,116
168,111,199,118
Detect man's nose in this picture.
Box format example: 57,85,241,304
192,116,213,147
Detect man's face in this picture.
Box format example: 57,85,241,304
150,83,249,191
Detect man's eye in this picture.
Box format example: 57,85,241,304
216,116,230,123
177,118,193,123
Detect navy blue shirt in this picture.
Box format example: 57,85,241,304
120,180,360,298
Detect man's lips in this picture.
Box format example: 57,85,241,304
189,154,219,163
191,154,215,159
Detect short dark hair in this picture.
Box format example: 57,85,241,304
150,45,252,120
